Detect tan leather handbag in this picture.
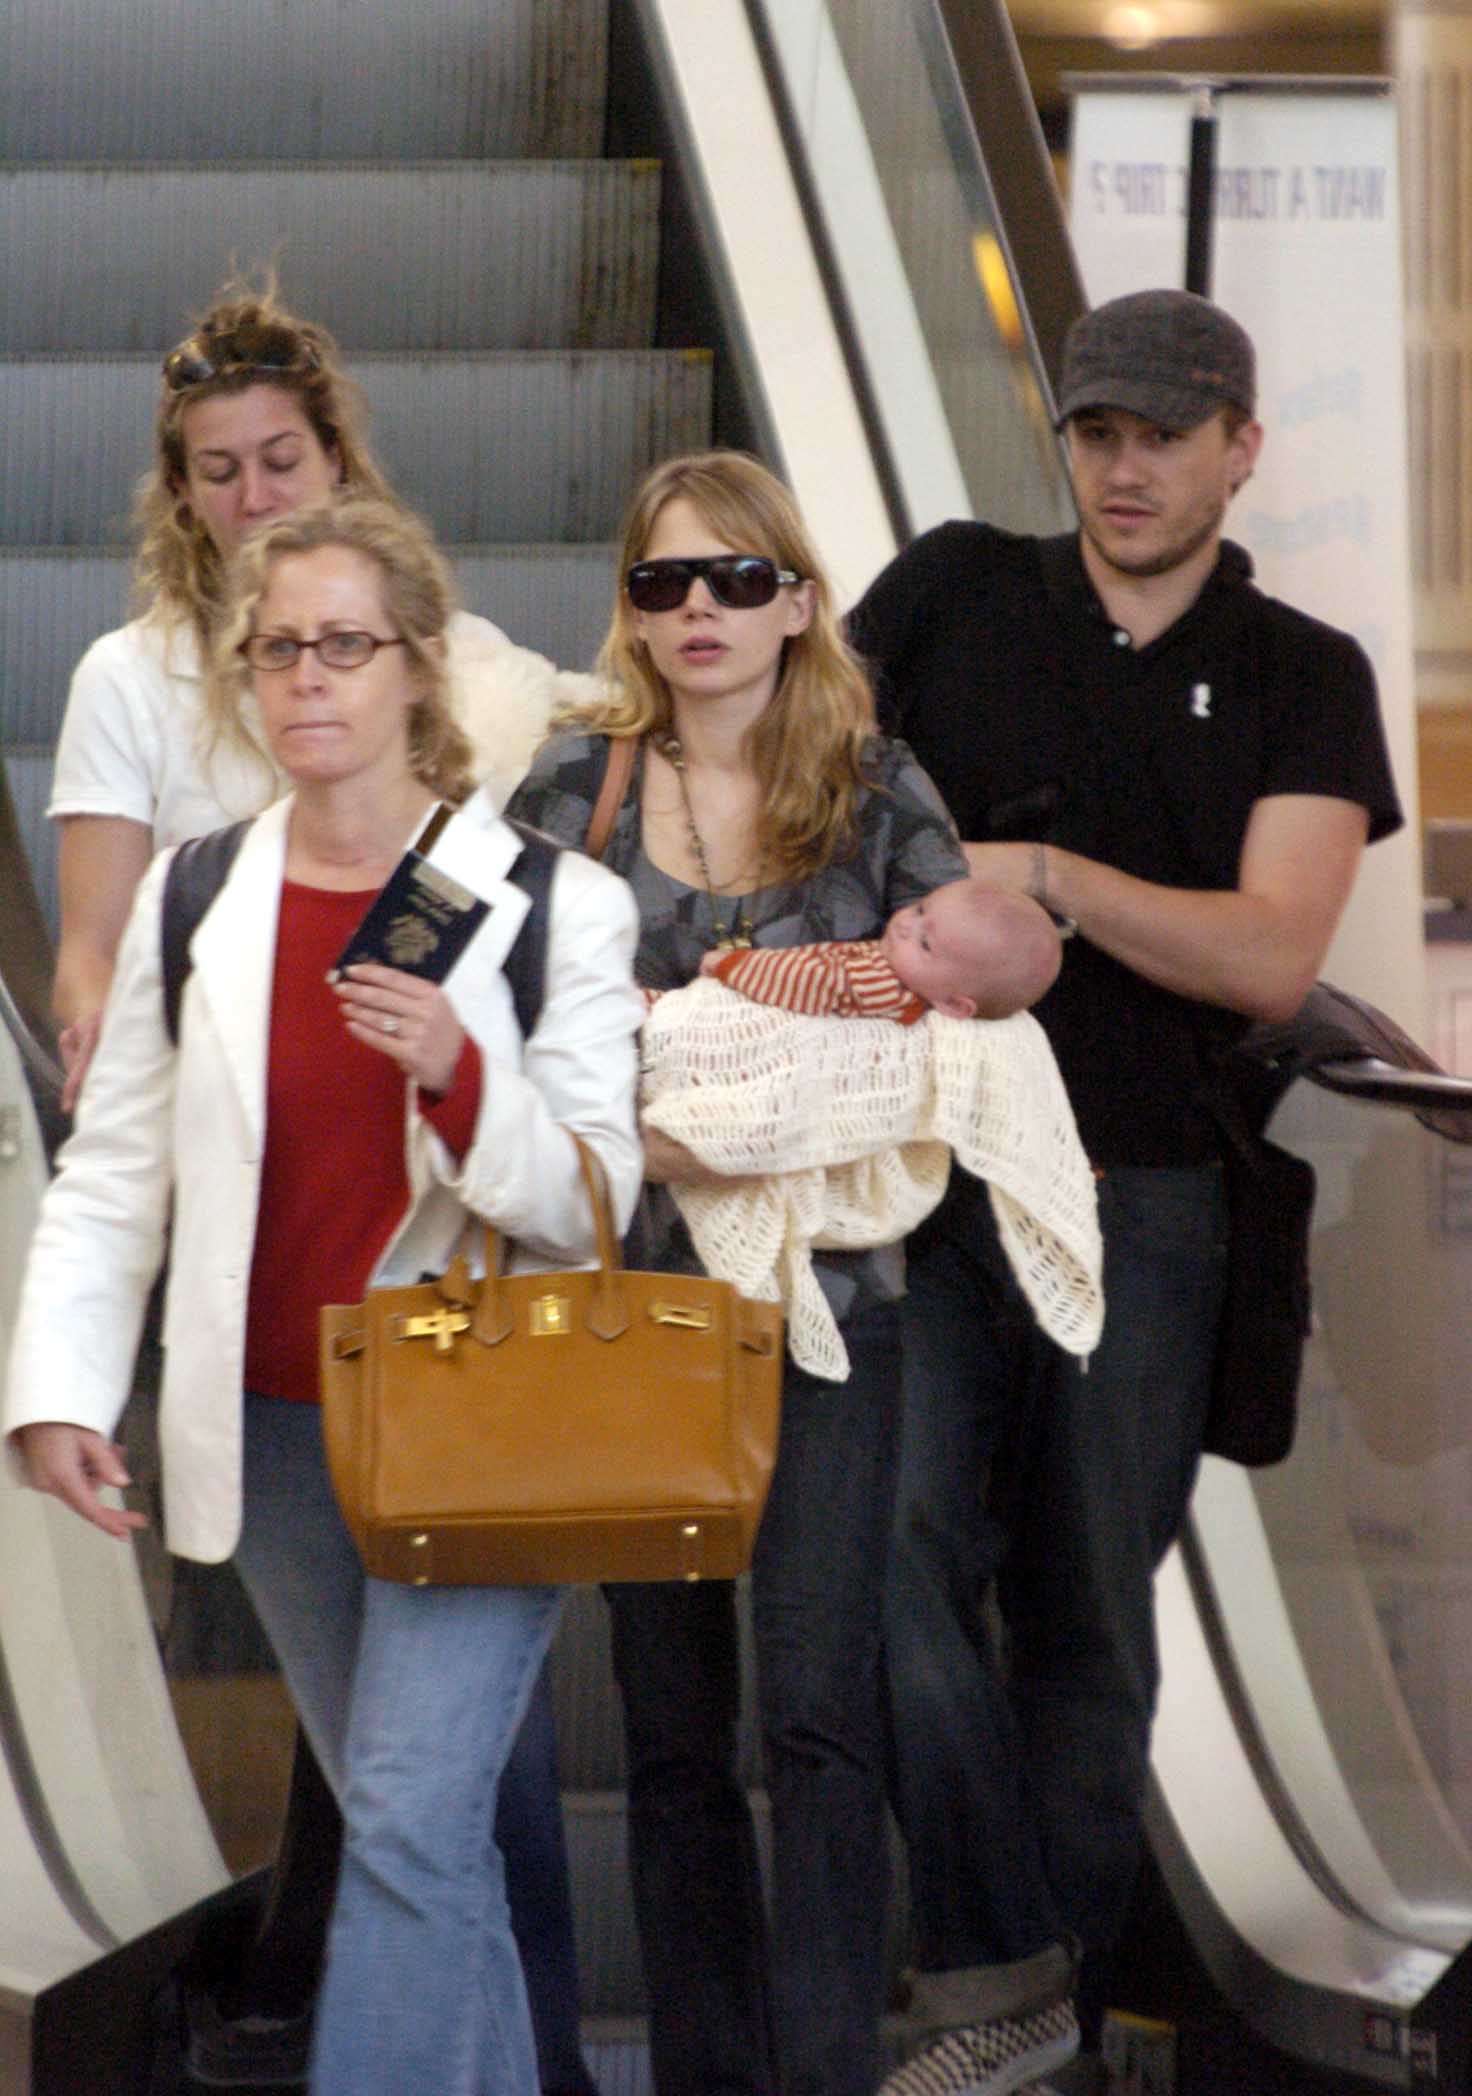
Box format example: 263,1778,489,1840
320,1137,783,1586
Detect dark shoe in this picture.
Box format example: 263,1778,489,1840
879,1998,1081,2096
184,1989,313,2088
1040,2053,1110,2094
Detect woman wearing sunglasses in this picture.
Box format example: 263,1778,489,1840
43,280,602,2096
8,496,644,2096
508,450,969,2096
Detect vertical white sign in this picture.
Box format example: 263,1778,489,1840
1069,86,1425,1038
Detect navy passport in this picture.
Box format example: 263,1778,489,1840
332,812,487,985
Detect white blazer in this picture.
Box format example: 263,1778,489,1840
4,794,644,1562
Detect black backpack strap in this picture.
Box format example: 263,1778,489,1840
501,820,559,1042
160,819,252,1045
162,814,557,1049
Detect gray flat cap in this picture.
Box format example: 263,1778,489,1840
1055,289,1256,431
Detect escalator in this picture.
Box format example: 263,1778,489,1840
4,2,1471,2090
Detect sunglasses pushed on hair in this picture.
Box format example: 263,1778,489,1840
163,321,321,393
625,555,801,614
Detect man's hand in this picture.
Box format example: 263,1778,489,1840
960,842,1034,894
965,796,1370,1023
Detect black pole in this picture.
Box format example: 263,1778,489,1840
1184,85,1218,296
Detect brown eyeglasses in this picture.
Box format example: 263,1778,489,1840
239,631,405,673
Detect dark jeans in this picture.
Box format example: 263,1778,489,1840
885,1167,1227,2005
607,1299,903,2096
501,1666,600,2095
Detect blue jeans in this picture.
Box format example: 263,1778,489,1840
234,1393,562,2096
607,1299,903,2096
885,1167,1227,2004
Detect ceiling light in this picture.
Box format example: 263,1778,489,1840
1103,3,1161,48
973,233,1024,350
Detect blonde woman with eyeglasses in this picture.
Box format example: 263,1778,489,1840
9,497,643,2096
41,281,605,2096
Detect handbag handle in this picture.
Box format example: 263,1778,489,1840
584,735,637,862
445,1133,630,1344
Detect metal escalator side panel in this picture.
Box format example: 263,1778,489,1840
0,757,62,1098
0,1020,230,1971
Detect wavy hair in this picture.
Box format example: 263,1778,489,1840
563,451,877,882
134,273,396,643
206,496,476,805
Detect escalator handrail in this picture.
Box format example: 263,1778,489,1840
1237,980,1472,1142
0,973,64,1100
1304,1054,1472,1114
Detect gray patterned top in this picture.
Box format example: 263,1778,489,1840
507,731,968,1319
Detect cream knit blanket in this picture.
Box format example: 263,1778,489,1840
640,978,1103,1380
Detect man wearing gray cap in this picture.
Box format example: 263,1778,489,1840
852,289,1403,2094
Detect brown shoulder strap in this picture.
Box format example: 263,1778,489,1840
412,801,453,856
584,735,637,861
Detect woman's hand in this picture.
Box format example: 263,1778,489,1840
14,1423,148,1539
641,1121,724,1187
58,1010,104,1114
333,964,466,1095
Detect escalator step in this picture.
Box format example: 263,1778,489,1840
0,350,712,550
0,163,660,353
0,545,617,752
2,0,608,164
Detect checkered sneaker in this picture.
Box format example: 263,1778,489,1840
880,1997,1080,2096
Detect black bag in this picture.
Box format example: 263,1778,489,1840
1201,1097,1316,1468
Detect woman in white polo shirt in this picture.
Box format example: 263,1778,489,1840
51,277,581,1110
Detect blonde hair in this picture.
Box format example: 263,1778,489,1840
134,273,396,644
206,496,476,804
564,451,877,883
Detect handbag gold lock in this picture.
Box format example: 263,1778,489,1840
529,1294,572,1336
392,1309,472,1355
649,1301,713,1331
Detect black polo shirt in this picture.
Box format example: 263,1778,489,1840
849,522,1404,1164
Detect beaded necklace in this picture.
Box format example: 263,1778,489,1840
657,732,762,950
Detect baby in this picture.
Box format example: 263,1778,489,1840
639,878,1099,1381
699,877,1063,1024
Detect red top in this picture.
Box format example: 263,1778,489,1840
243,881,482,1403
710,938,926,1025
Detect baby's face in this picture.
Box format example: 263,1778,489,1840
880,884,986,1014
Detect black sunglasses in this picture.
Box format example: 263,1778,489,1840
163,322,321,393
625,555,801,614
